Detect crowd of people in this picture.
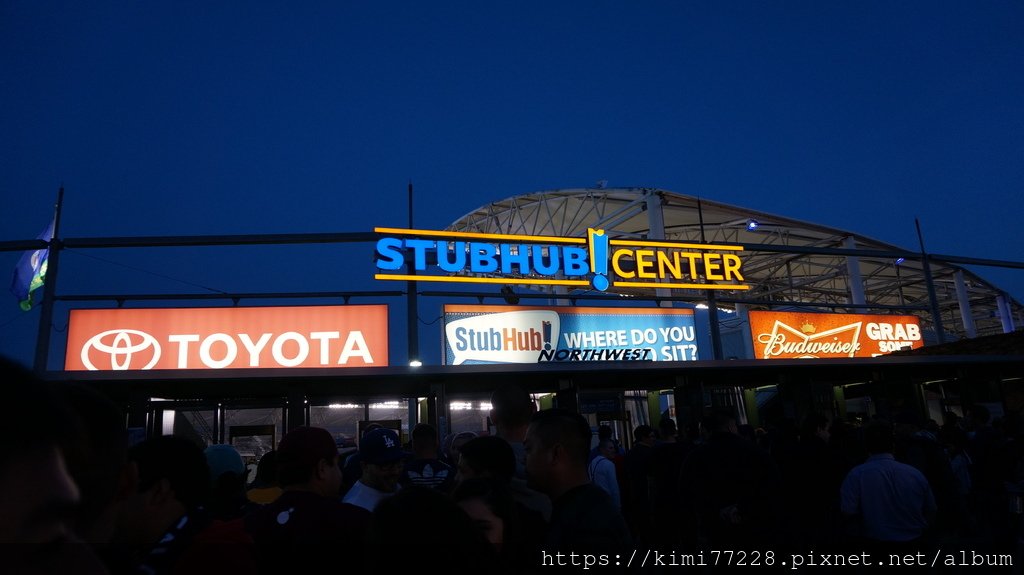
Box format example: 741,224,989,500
3,353,1023,574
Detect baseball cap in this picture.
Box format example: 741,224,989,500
277,426,339,481
204,444,245,484
359,428,407,465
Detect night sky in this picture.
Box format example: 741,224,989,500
2,1,1022,368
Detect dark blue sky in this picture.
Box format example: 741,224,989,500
2,1,1022,368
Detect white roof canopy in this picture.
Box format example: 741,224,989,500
448,187,1022,341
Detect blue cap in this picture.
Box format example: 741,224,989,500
204,444,245,483
359,428,407,465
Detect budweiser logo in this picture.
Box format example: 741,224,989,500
756,320,862,359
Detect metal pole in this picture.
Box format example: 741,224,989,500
407,181,420,364
697,198,723,360
915,218,946,344
997,293,1016,333
953,270,976,338
33,186,64,375
735,303,756,359
844,236,866,305
644,191,672,307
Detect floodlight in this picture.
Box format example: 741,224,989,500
746,219,760,231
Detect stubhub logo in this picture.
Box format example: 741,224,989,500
445,310,560,365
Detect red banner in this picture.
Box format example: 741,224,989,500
65,305,388,371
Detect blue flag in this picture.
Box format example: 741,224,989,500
10,218,55,311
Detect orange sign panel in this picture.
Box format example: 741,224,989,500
65,305,389,371
748,310,924,359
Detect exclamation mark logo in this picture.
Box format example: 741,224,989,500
588,228,609,291
542,321,552,350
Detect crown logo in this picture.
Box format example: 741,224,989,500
801,323,816,334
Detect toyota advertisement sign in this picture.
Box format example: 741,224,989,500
65,305,389,371
748,310,924,359
443,305,698,365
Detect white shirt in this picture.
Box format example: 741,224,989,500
342,480,397,512
840,453,936,541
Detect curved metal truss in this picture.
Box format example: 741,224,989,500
447,187,1022,341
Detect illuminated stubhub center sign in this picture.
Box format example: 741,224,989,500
374,227,749,291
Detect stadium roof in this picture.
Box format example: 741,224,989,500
448,187,1023,342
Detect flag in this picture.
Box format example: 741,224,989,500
10,218,55,311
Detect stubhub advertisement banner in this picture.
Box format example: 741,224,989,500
443,305,698,365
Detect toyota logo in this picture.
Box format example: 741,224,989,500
81,329,162,370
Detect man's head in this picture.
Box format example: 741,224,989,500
114,435,210,551
0,357,79,549
410,423,440,459
444,431,478,462
359,428,407,492
277,426,341,496
658,417,678,439
204,443,247,512
57,381,134,544
800,413,831,443
456,435,516,484
524,409,592,498
252,450,279,486
598,439,617,460
131,436,210,508
489,383,534,440
863,420,896,455
893,410,923,438
205,444,246,487
633,425,656,446
701,408,739,436
968,404,991,427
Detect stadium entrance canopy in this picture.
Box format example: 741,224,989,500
11,186,1021,443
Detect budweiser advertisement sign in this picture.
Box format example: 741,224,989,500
65,305,389,371
748,311,924,359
